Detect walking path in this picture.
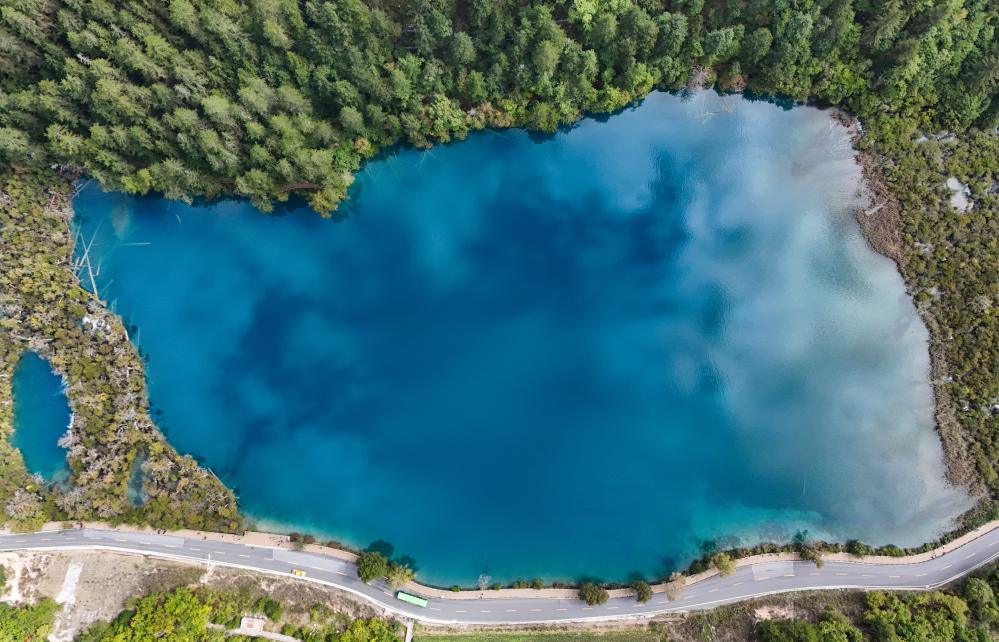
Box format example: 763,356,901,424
2,521,998,625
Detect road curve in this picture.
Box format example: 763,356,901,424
2,527,999,625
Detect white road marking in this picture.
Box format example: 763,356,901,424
530,608,542,612
455,610,466,614
888,575,901,579
238,554,250,558
707,589,718,593
188,547,201,551
835,573,848,577
607,606,618,610
966,553,976,560
862,574,873,578
164,544,178,548
479,610,491,613
809,572,822,576
14,540,26,543
505,609,517,613
733,582,744,586
429,607,441,611
556,608,568,611
916,573,927,577
942,564,953,570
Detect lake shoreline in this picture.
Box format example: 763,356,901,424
1,91,985,588
844,119,983,499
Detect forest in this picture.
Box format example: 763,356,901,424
0,0,997,554
0,0,996,210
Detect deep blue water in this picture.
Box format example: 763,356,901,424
73,91,969,584
12,352,71,481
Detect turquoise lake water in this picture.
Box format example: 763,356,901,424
12,352,71,481
73,91,970,584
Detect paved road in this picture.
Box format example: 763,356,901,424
2,528,999,625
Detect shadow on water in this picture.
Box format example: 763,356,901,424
366,540,395,557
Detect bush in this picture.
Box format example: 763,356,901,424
846,540,873,556
711,552,736,576
633,580,652,603
255,596,283,621
386,562,414,589
356,551,389,583
578,582,609,605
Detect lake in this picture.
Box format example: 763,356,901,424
12,352,71,481
73,90,969,584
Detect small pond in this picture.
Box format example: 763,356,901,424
12,352,71,481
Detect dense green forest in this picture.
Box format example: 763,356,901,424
1,0,996,209
0,0,997,545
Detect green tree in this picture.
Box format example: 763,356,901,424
97,588,212,641
356,550,389,583
339,106,365,135
578,582,609,605
0,598,58,642
386,561,415,589
711,552,736,576
633,580,652,603
964,578,999,625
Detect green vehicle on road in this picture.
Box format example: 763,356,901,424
396,591,429,608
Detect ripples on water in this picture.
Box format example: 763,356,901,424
73,91,970,583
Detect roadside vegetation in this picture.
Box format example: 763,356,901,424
419,564,999,642
0,582,403,642
0,0,996,591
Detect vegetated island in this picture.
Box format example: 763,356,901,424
0,0,997,583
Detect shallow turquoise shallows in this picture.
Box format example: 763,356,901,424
12,352,71,481
73,91,970,584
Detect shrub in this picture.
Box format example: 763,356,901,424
846,540,873,556
711,552,736,576
356,551,389,583
633,580,652,603
578,582,609,605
